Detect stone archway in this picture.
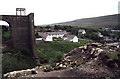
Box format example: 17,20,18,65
0,13,38,59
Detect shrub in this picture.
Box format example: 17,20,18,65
36,41,86,67
2,31,10,43
2,49,36,74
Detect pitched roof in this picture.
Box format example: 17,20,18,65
38,32,48,38
63,35,76,41
78,29,85,32
38,31,67,37
66,35,75,39
38,31,67,38
46,31,67,35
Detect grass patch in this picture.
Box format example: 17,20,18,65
79,40,88,45
106,52,119,59
37,41,87,67
104,51,120,59
2,49,36,74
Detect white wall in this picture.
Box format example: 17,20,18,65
82,30,86,34
72,36,78,42
45,35,53,41
36,38,42,41
52,34,64,38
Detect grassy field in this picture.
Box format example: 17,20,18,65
2,31,10,44
2,49,36,74
36,40,87,67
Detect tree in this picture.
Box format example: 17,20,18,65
100,30,110,36
54,25,60,30
45,25,51,29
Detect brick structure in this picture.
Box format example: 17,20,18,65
0,13,38,59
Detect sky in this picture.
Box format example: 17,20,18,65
0,0,120,25
119,1,120,13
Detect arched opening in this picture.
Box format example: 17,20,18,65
0,20,11,45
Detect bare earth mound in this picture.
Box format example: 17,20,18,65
25,43,120,78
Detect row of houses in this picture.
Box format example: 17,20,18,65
36,31,79,42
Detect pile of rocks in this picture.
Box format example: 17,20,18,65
44,42,120,73
54,43,104,69
42,43,120,77
44,43,105,71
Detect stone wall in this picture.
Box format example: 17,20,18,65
0,13,37,58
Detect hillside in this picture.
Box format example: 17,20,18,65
56,14,119,27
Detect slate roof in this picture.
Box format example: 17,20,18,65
78,29,85,32
63,35,76,41
38,31,67,38
38,32,48,38
46,31,67,35
66,35,75,39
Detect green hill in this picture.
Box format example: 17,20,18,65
56,14,119,27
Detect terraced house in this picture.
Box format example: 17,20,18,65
36,31,78,42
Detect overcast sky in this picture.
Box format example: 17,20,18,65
0,0,120,25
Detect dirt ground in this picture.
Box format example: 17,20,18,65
23,43,120,78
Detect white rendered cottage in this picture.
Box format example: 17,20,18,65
37,31,78,42
46,31,67,38
78,29,86,35
37,31,67,42
63,35,78,42
38,32,53,41
96,32,103,37
45,35,53,41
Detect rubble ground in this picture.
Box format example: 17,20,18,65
40,43,120,77
5,43,120,78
